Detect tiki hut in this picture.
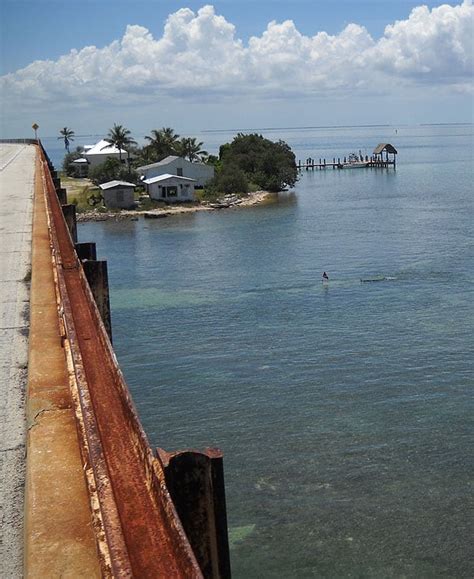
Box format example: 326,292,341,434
373,143,398,165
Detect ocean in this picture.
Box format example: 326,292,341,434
49,125,473,577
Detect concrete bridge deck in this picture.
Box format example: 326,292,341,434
0,144,34,577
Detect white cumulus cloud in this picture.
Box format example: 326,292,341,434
371,0,473,82
1,2,472,110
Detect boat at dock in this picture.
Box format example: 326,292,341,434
342,153,368,169
342,161,368,169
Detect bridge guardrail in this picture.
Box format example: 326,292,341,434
37,143,212,577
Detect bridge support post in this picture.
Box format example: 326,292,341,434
61,204,77,243
157,448,231,579
75,242,97,262
82,260,112,342
57,187,67,205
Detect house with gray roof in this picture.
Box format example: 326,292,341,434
137,155,214,188
99,180,136,209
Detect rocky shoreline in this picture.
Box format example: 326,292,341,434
76,191,275,222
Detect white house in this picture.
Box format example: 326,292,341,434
72,139,128,173
84,139,128,168
137,156,214,188
144,174,196,203
99,180,136,209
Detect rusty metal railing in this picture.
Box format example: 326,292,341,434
36,143,230,577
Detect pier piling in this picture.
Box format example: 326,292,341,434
61,204,77,243
75,242,97,262
56,187,67,204
157,448,231,579
82,259,112,341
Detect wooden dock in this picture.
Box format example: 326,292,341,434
297,157,396,170
298,143,397,171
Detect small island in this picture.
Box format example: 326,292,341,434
60,127,298,221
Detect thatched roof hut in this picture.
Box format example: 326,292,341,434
373,143,398,166
373,143,398,155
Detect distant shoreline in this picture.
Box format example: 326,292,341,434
201,121,474,133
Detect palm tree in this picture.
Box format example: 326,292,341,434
58,127,75,153
161,127,180,149
144,127,180,162
104,124,137,164
176,137,208,162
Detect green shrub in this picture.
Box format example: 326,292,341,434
62,149,83,177
89,158,139,186
216,165,249,194
219,133,297,192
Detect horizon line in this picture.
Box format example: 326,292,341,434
202,122,473,133
7,121,473,140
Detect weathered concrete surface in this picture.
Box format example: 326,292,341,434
0,144,35,577
24,153,101,577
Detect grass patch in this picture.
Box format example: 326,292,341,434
60,176,102,213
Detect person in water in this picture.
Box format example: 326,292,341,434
322,271,329,281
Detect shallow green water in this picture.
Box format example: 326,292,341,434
77,125,473,578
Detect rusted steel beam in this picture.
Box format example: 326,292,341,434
157,448,231,579
38,148,203,577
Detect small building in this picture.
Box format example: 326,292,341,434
144,174,196,203
99,180,136,209
137,155,214,188
71,157,89,177
373,143,398,165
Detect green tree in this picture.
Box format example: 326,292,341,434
220,134,297,192
215,164,248,194
89,157,138,186
176,137,208,162
58,127,75,153
161,127,180,148
104,124,137,164
62,147,83,177
204,154,220,168
144,127,180,162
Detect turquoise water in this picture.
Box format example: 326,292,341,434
76,126,473,578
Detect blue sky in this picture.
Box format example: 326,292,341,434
1,0,472,137
1,0,448,74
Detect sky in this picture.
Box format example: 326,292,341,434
0,0,472,138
